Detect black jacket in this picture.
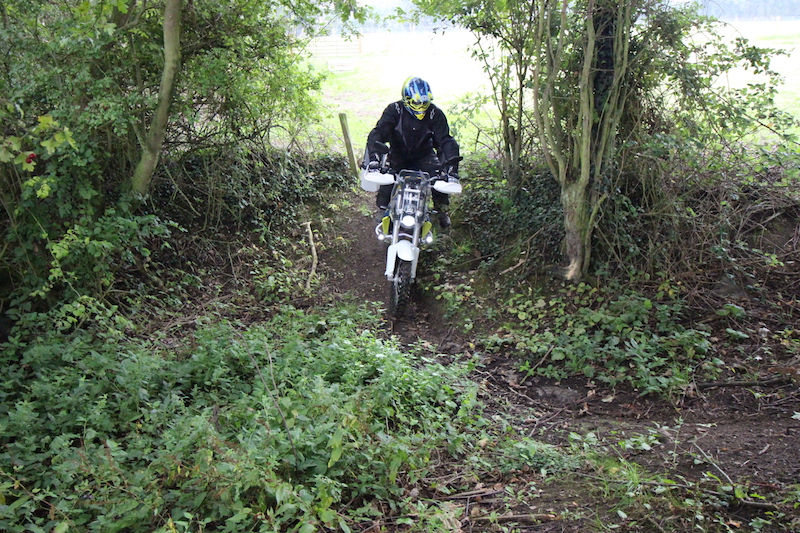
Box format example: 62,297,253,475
367,101,459,168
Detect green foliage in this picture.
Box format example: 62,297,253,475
0,0,362,333
495,438,579,476
155,148,354,230
3,196,172,338
456,161,563,261
0,304,478,532
483,282,719,396
250,247,310,304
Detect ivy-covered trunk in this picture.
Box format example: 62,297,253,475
529,0,633,281
561,180,591,280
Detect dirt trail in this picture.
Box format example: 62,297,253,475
317,190,800,531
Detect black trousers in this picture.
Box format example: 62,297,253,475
376,153,449,209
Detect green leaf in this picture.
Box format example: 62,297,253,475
226,508,251,524
327,440,343,468
37,114,56,130
725,328,749,340
388,455,402,484
6,136,21,151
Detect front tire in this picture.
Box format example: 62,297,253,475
389,259,413,317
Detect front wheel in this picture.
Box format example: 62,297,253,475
388,259,413,318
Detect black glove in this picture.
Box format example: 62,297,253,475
362,151,380,170
443,165,459,182
368,153,381,170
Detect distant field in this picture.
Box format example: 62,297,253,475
310,20,800,157
716,20,800,123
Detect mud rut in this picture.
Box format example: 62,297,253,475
316,190,800,531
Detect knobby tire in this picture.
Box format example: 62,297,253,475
389,259,412,318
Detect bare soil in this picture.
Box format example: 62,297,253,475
316,190,800,532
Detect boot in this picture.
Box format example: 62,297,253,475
437,208,451,228
376,205,388,223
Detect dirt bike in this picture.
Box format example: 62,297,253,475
361,142,462,317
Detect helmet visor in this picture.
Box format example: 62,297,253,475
407,97,430,114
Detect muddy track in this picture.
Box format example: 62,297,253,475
316,190,800,531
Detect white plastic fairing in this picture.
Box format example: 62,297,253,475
395,240,416,261
360,169,380,192
385,241,417,278
433,180,463,194
362,169,396,191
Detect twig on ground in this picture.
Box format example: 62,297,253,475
435,488,505,501
303,221,318,291
469,513,560,523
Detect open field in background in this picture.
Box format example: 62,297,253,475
309,20,800,158
714,20,800,123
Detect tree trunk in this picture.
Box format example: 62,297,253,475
131,0,181,197
531,0,635,282
561,180,591,281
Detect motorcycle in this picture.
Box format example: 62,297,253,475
361,142,462,317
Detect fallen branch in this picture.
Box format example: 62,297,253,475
499,258,525,276
696,376,794,389
435,488,505,501
470,513,560,523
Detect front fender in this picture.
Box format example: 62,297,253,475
385,240,419,278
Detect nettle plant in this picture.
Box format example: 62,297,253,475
0,304,480,533
484,282,719,396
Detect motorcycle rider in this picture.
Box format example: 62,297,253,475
365,76,460,228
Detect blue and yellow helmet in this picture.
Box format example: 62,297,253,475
402,77,433,120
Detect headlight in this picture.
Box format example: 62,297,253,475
400,214,416,228
424,232,434,244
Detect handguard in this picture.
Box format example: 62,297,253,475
432,178,462,195
361,169,395,191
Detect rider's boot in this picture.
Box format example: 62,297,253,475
376,205,388,223
435,203,451,228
